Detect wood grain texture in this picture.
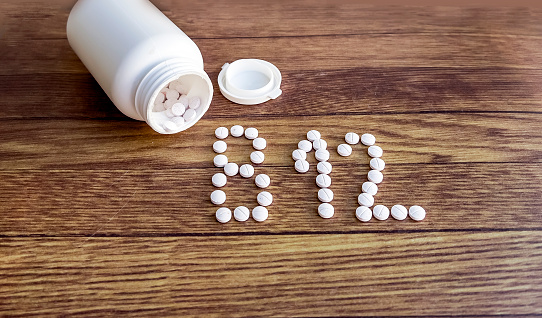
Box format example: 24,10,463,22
1,232,541,317
1,0,542,316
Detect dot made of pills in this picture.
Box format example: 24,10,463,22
213,140,227,153
345,132,360,145
250,151,265,164
409,205,426,221
214,154,228,167
391,205,408,220
215,127,229,139
318,188,334,203
337,144,353,157
189,97,201,109
315,149,330,162
316,174,332,188
298,140,313,152
356,206,372,222
373,205,390,221
255,174,271,188
224,162,239,176
367,170,384,184
231,125,244,137
244,127,258,140
318,203,334,219
234,206,250,222
171,103,186,116
253,137,267,150
210,190,226,205
252,206,269,222
212,173,227,188
295,160,310,173
362,181,378,196
307,130,321,142
257,191,273,207
239,164,255,178
361,133,376,146
292,149,307,161
312,139,328,151
368,145,383,158
370,158,385,171
216,207,232,223
317,161,332,174
358,193,374,207
183,108,197,122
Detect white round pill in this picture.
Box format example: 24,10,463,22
183,108,197,122
178,95,190,106
370,158,385,171
213,140,227,153
172,116,185,126
294,160,310,173
298,140,313,152
292,149,307,161
367,170,384,184
317,161,332,174
373,205,390,221
316,174,332,188
163,121,177,132
250,151,265,164
213,154,228,167
257,191,273,207
252,206,269,222
255,174,271,188
361,181,378,196
253,137,267,150
345,132,360,145
391,205,408,220
318,203,334,219
210,190,226,205
224,162,239,176
215,127,229,139
170,81,186,94
216,207,232,223
171,103,186,116
358,193,374,207
244,127,258,140
188,96,201,109
337,144,353,157
318,188,334,203
368,145,383,158
312,139,327,151
307,130,321,142
356,206,372,222
231,125,244,137
409,205,426,221
166,89,179,101
165,108,174,118
212,173,227,188
315,149,330,162
164,99,177,109
155,92,166,104
239,164,255,178
234,206,250,222
361,133,376,146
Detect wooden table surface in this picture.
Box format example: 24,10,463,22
2,0,542,316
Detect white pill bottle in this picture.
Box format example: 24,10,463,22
67,0,213,134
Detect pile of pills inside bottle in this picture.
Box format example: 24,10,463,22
212,125,272,223
152,79,202,132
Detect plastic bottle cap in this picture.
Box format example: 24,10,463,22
218,59,282,105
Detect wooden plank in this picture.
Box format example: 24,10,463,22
2,2,542,40
0,162,540,235
2,67,542,118
0,114,541,170
1,232,541,316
